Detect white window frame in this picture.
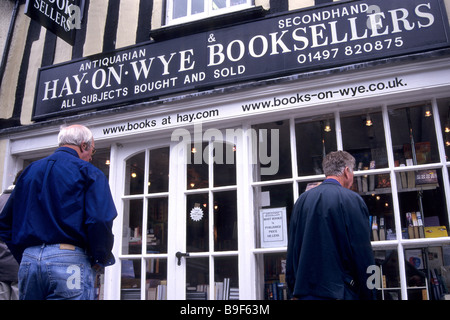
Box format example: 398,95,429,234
166,0,254,26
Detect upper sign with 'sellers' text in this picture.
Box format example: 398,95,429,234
32,0,450,120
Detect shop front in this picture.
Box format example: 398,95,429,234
2,0,450,300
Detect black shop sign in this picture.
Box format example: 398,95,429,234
32,0,450,120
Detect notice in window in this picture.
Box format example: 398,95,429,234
260,207,287,248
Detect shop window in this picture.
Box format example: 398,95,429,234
90,147,111,179
295,115,337,176
166,0,252,25
253,120,291,182
437,97,450,161
260,253,289,300
148,148,169,193
121,259,142,300
146,258,168,300
341,109,388,171
389,102,440,166
147,198,168,254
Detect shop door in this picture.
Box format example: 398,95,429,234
112,133,240,300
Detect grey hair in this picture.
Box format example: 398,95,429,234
58,124,93,149
322,151,355,177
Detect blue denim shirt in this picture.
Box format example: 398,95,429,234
0,147,117,267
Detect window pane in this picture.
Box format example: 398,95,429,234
213,142,236,187
254,184,293,248
122,199,143,255
192,0,204,14
186,193,209,252
125,152,145,195
173,0,188,19
187,142,208,189
374,250,401,300
146,258,167,300
121,259,141,300
261,253,289,300
295,115,337,176
186,258,209,300
215,256,239,300
91,147,110,179
398,168,449,239
214,191,237,251
147,198,168,253
231,0,247,5
389,103,440,166
148,148,169,193
213,0,226,10
437,97,450,161
342,109,388,170
253,120,290,182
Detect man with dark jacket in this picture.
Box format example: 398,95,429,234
286,151,375,300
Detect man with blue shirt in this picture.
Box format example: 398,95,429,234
286,151,375,300
0,124,117,300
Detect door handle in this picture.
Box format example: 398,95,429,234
175,251,189,266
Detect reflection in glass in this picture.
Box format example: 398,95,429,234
90,148,111,178
125,152,145,195
295,116,337,176
186,193,209,252
173,0,188,19
121,259,141,300
341,110,388,170
145,258,168,300
214,191,238,251
147,198,168,253
122,199,143,255
389,103,439,166
186,258,209,300
148,148,169,194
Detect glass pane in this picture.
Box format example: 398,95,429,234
437,97,450,161
145,258,167,300
214,191,237,251
192,0,205,14
186,193,209,252
213,142,236,187
231,0,246,5
125,152,145,195
374,250,401,300
403,249,428,300
253,120,290,181
148,147,169,193
389,103,440,166
147,198,168,253
215,256,239,300
295,115,337,176
121,259,141,300
341,109,388,170
122,199,143,255
261,253,289,300
91,147,111,179
398,168,449,239
187,142,208,189
255,184,293,248
173,0,188,19
186,258,209,300
213,0,226,10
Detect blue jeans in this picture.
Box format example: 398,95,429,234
19,244,95,300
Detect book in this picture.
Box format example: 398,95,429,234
411,212,419,239
424,226,448,238
379,217,386,241
416,211,425,238
406,212,415,239
372,216,379,241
